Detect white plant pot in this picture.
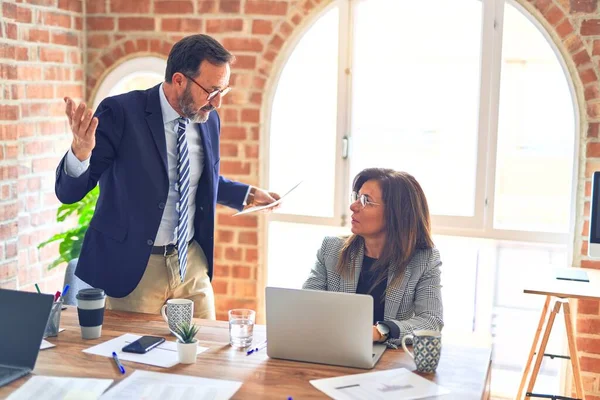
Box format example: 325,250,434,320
177,339,198,364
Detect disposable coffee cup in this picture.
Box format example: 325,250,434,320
76,288,106,339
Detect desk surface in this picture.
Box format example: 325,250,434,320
1,308,492,399
523,267,600,300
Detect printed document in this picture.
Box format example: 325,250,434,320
100,370,242,400
310,368,450,400
7,376,113,400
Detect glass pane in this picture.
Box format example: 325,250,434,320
269,7,339,217
108,72,164,97
349,0,482,217
494,3,575,233
267,221,349,288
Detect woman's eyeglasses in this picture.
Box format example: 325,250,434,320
351,192,380,208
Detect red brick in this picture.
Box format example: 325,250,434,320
109,0,150,12
222,38,263,52
86,0,106,13
241,108,259,123
574,49,592,66
197,0,218,13
252,19,273,35
556,19,575,39
571,0,597,13
581,356,600,373
220,161,250,175
582,67,599,85
0,204,18,221
0,65,17,81
0,105,19,121
118,17,155,31
26,28,50,43
221,126,246,140
161,18,202,32
87,17,114,31
220,143,238,157
250,92,262,104
590,122,600,138
16,6,32,23
225,247,242,261
218,214,257,228
245,144,258,159
2,2,17,19
582,19,600,35
239,232,257,245
542,5,564,26
205,19,243,33
232,265,251,279
588,102,600,118
212,280,229,295
565,35,585,54
587,142,600,157
586,85,600,101
155,0,193,13
44,66,70,81
88,34,110,49
0,261,17,281
0,222,18,241
25,84,53,99
245,0,288,15
217,230,234,243
578,317,600,334
232,281,257,298
52,32,79,46
58,0,83,12
40,47,65,63
42,11,72,29
580,299,600,315
6,23,17,40
220,0,241,12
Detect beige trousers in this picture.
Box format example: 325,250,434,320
106,241,216,319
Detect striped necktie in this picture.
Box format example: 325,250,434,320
176,117,190,282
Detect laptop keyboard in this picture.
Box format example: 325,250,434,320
0,366,28,387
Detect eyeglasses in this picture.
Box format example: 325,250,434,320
183,74,231,102
351,191,381,208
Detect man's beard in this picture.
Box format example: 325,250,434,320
179,84,215,123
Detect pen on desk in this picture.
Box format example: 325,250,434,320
112,351,126,374
246,341,267,356
59,284,70,301
35,283,41,294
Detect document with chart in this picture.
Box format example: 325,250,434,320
310,368,450,400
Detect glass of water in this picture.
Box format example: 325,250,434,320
228,309,255,349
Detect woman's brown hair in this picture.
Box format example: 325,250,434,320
335,168,434,291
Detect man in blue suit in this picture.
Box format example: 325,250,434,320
56,34,279,319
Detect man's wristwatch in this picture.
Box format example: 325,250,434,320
375,322,390,342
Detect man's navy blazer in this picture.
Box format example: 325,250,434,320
55,84,248,298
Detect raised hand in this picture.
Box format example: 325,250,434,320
64,97,98,161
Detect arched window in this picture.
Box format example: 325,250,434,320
92,56,165,108
266,0,577,397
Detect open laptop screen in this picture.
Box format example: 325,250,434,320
0,289,54,370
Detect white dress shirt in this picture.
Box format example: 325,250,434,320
65,83,204,246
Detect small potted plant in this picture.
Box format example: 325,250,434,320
173,321,200,364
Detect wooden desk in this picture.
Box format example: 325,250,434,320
1,308,492,399
517,267,600,400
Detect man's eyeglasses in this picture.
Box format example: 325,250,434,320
183,74,231,102
351,192,381,208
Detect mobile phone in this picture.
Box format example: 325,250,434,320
122,336,165,354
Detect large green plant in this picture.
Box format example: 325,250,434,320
38,186,99,269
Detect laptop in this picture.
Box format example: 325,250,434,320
265,287,386,369
0,289,54,387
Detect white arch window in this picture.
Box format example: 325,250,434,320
92,56,166,109
265,0,577,398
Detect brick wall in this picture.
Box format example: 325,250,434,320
0,0,84,293
2,0,600,394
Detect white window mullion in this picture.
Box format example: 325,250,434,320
335,0,353,227
478,0,505,235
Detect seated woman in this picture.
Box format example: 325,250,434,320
303,168,443,347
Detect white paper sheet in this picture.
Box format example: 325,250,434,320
83,333,208,368
6,376,113,400
310,368,450,400
40,339,55,350
233,181,302,216
100,370,242,400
